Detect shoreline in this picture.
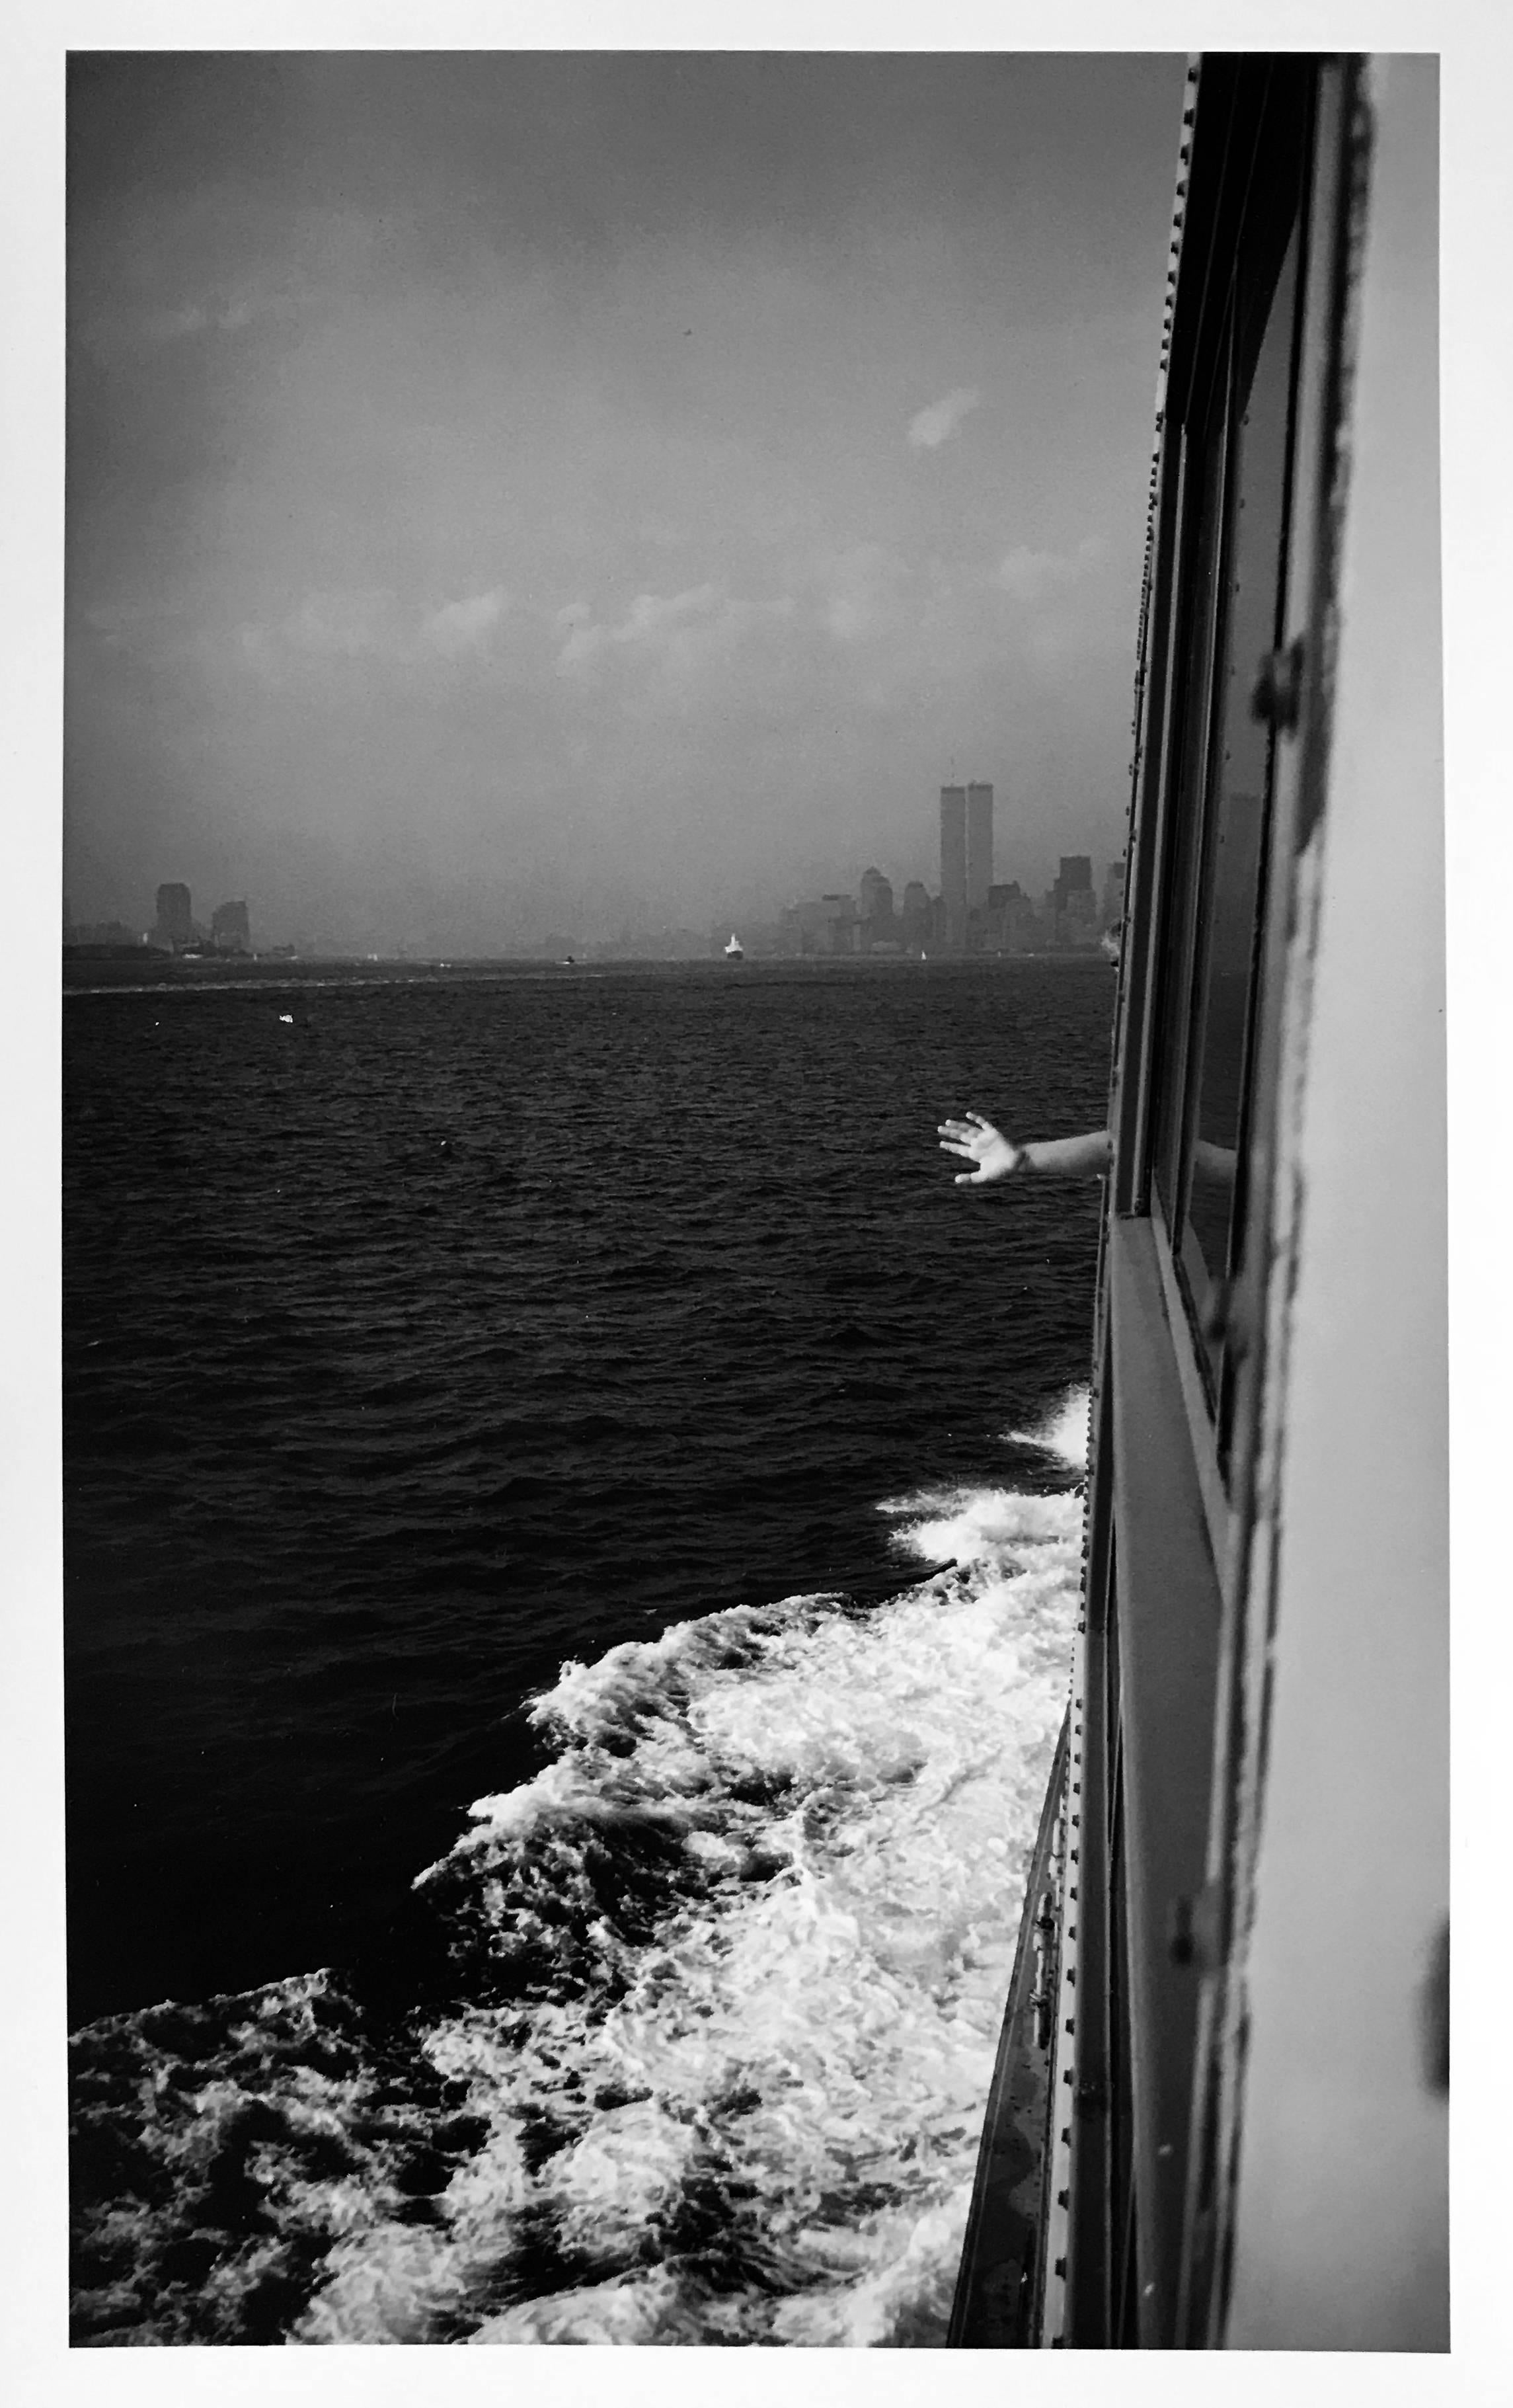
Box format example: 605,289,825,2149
63,949,1116,993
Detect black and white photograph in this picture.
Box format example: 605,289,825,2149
7,5,1506,2384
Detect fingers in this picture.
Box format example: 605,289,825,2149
939,1110,999,1188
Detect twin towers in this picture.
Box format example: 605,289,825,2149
940,782,994,953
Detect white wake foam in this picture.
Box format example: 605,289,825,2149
297,1482,1083,2344
1005,1383,1091,1472
71,1476,1085,2348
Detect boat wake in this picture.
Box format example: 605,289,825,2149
1005,1386,1091,1472
70,1427,1085,2346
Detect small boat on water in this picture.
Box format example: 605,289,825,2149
724,934,744,961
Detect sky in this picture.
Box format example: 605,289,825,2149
65,51,1187,952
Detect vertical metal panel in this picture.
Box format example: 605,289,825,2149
947,1717,1069,2347
1106,1219,1222,2344
1062,1360,1116,2345
1222,54,1448,2349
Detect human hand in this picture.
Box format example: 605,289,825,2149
937,1111,1023,1186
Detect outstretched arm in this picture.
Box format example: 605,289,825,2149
938,1111,1111,1186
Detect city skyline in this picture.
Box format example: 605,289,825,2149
66,793,1124,961
67,742,1130,956
65,822,1123,963
65,53,1186,954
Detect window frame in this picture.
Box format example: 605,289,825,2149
1147,94,1311,1456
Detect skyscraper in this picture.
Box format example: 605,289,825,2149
212,899,251,953
1052,856,1098,950
939,785,966,951
900,880,932,952
965,782,994,920
857,867,896,951
153,883,193,950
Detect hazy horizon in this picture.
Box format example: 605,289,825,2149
66,52,1185,953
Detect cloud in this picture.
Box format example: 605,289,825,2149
556,583,725,673
555,549,950,699
421,588,509,655
550,583,817,722
188,584,517,684
820,543,910,643
907,385,982,451
555,608,608,672
993,536,1105,602
619,585,724,644
285,588,403,657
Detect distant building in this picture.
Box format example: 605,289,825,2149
940,786,968,951
1050,856,1099,950
1101,856,1127,931
966,783,994,923
900,880,933,952
782,893,859,956
153,883,194,951
858,867,896,951
211,899,251,954
820,893,859,955
986,880,1040,952
66,920,145,951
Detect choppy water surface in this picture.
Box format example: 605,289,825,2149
65,958,1110,2345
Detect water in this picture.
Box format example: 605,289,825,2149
64,956,1112,2345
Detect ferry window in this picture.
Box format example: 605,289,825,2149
1181,222,1300,1379
1149,417,1227,1215
1146,77,1309,1433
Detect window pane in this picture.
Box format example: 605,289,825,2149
1183,227,1300,1368
1151,415,1228,1220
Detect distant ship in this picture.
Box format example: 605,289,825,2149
724,934,744,961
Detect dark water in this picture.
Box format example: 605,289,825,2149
65,957,1112,2345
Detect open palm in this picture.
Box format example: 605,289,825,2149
937,1111,1021,1185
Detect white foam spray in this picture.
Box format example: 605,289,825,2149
1006,1382,1091,1474
300,1480,1082,2343
71,1463,1085,2347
